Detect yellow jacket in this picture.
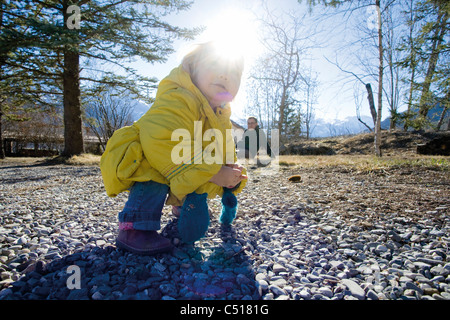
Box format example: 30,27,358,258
100,65,247,206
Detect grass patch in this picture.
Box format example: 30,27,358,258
277,155,450,172
44,153,101,166
65,153,101,166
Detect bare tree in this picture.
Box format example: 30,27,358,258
84,88,136,150
354,84,374,132
326,56,378,130
383,3,403,131
398,0,420,132
303,0,392,157
247,6,318,142
303,65,319,139
374,0,384,157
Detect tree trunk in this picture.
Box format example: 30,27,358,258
62,1,84,157
278,87,287,141
63,48,84,157
436,107,447,131
0,111,4,159
436,91,449,131
365,83,377,126
374,0,383,157
0,0,4,159
403,65,416,131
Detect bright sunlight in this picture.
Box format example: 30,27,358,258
198,6,262,116
176,6,263,116
200,7,262,70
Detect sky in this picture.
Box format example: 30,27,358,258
129,0,394,123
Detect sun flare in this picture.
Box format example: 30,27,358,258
176,6,263,116
195,6,262,115
200,7,262,69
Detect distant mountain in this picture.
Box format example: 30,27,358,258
232,105,448,139
132,101,447,138
381,103,449,130
230,115,375,138
308,116,374,138
131,100,151,120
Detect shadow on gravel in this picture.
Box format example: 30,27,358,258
1,221,258,300
179,225,257,300
0,163,100,185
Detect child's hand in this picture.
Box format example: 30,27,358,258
225,163,245,171
210,165,247,188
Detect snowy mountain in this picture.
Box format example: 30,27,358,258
230,115,374,138
310,116,374,137
131,100,151,120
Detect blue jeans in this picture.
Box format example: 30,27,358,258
118,181,169,231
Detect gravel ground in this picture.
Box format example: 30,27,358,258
0,157,449,300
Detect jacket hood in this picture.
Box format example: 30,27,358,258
156,65,232,126
156,65,205,103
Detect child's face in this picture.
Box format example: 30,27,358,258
191,57,241,109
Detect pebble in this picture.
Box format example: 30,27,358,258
0,162,449,300
341,279,365,300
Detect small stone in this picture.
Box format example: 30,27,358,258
329,260,345,270
440,292,450,300
257,280,269,292
96,240,106,246
255,273,268,282
279,250,292,258
387,230,402,242
405,282,424,295
261,232,271,242
343,249,356,257
298,289,311,300
366,289,379,300
272,263,287,273
173,248,189,260
91,291,104,300
153,262,166,273
341,279,365,300
15,236,28,245
159,283,177,296
321,226,336,234
269,284,287,296
270,278,287,287
263,293,274,300
375,244,388,253
67,288,89,300
318,287,333,298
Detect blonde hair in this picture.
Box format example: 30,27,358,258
181,41,244,79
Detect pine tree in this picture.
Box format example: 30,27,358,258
0,1,62,158
415,0,449,124
396,0,449,130
1,0,199,157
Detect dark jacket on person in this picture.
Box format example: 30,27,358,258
243,125,272,158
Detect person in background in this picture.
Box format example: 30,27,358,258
239,116,272,167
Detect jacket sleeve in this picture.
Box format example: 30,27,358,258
137,89,222,202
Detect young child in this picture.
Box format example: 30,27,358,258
100,41,248,255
